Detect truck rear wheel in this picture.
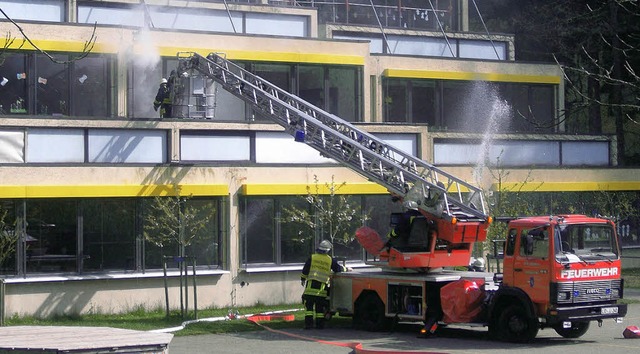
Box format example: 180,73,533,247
497,304,539,342
353,292,390,332
553,321,590,338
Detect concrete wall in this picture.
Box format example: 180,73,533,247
2,269,306,317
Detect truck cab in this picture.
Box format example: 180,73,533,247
493,215,627,341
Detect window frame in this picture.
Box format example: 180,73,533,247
0,196,224,277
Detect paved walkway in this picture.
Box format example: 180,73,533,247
0,326,173,353
626,287,640,301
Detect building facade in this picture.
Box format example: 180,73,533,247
0,0,637,318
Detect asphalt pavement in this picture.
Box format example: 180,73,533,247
168,299,640,354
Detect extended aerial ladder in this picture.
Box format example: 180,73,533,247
175,52,492,269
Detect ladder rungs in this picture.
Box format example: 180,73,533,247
176,52,488,221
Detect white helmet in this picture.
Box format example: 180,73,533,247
318,240,332,252
403,200,419,210
160,78,168,84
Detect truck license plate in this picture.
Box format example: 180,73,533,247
601,307,618,315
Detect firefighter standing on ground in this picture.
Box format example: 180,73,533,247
153,78,172,118
301,240,345,329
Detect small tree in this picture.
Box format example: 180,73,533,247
282,175,369,257
143,187,213,319
143,190,212,258
0,207,17,271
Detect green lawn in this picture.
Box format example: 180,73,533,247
4,304,309,336
623,268,640,288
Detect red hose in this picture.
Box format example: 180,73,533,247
246,314,446,354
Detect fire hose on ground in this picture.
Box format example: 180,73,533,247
150,309,447,353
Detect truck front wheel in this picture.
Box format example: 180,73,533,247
497,304,539,342
353,292,390,332
553,321,590,339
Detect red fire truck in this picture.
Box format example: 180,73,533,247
331,214,627,342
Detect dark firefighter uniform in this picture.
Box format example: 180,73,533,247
301,240,344,329
153,78,172,118
387,200,422,249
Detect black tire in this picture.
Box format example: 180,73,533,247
497,304,539,342
488,316,500,340
553,321,590,339
353,292,390,332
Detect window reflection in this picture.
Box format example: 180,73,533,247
0,196,222,276
184,198,221,268
26,199,77,273
231,61,361,122
298,65,325,111
142,197,222,270
71,56,109,117
520,228,549,258
36,54,70,116
242,198,275,264
0,52,110,117
0,52,28,115
0,200,17,275
299,0,458,31
250,63,291,123
384,78,556,133
241,194,391,268
328,66,359,122
83,199,136,271
280,197,313,264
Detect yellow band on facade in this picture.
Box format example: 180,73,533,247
241,183,388,196
4,39,365,66
494,181,640,192
4,39,111,55
0,185,228,198
383,69,561,84
160,46,365,65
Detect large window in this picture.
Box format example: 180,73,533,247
36,54,69,115
142,197,223,270
240,194,395,267
249,63,292,123
26,199,78,273
0,52,111,117
0,200,17,274
0,52,28,115
328,66,360,122
71,56,110,117
241,198,275,264
83,199,136,271
243,62,362,122
300,0,458,31
145,59,362,121
0,197,224,276
383,78,557,133
298,64,361,122
298,65,326,112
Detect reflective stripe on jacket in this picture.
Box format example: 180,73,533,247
303,253,332,297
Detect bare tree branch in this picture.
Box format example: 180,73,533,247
0,8,97,64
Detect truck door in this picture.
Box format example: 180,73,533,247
512,227,551,305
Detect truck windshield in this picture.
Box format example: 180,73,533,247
555,223,618,262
